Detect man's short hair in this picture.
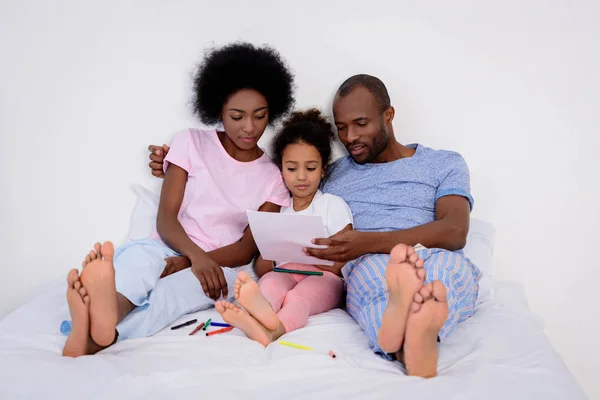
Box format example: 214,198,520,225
336,74,391,112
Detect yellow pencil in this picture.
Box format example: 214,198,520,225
278,340,314,351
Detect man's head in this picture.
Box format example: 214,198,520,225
333,74,395,164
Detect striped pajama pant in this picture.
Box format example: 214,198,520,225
342,248,482,360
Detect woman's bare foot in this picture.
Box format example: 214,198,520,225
377,244,425,353
403,280,448,378
80,242,119,347
234,271,279,330
216,300,285,347
63,269,92,357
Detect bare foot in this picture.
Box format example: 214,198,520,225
377,244,425,353
403,281,448,378
216,301,284,347
63,269,92,357
234,271,279,330
80,242,118,347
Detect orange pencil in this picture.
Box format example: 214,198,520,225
189,322,205,336
205,326,233,336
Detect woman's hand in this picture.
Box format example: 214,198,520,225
190,252,228,300
148,144,170,178
159,256,191,278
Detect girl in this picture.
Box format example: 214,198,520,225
62,42,295,357
215,109,353,346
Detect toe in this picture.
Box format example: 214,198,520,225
74,280,81,291
238,271,251,283
94,242,101,256
67,269,79,286
415,258,424,269
89,250,97,261
431,281,448,302
416,268,426,281
410,301,421,313
390,244,409,263
83,295,90,306
100,241,115,261
79,286,88,297
215,301,225,313
419,284,432,300
414,292,424,303
408,252,418,265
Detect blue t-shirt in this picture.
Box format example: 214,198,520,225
321,144,473,232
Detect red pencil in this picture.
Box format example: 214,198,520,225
205,326,233,336
189,322,205,336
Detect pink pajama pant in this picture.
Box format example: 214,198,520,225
258,263,344,333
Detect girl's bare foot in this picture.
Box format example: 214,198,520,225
215,300,284,347
63,269,92,357
377,244,425,353
80,242,119,347
403,281,448,378
234,271,279,330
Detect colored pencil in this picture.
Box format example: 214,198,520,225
202,318,212,330
189,322,205,336
278,340,314,350
171,318,197,330
273,268,323,276
210,322,231,328
205,326,234,336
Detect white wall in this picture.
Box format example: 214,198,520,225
1,0,598,397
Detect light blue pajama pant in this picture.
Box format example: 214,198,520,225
342,248,482,360
60,238,237,341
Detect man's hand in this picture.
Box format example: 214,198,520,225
305,229,369,264
148,144,170,178
190,253,228,300
159,256,191,278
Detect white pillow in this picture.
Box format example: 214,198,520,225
463,218,496,304
126,184,495,301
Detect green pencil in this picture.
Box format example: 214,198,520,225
273,267,323,276
203,318,211,330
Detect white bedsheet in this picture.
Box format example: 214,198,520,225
0,280,585,400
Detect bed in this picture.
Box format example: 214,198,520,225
0,186,586,399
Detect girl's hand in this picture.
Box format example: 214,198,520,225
159,256,191,278
190,253,228,300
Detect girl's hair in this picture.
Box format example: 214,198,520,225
272,108,335,169
192,42,295,125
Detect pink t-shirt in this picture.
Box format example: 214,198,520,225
155,128,290,252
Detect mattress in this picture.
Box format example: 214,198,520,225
0,280,585,399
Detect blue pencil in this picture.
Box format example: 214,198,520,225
210,322,231,328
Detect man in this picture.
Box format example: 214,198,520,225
148,74,481,377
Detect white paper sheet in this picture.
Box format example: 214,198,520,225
246,210,334,266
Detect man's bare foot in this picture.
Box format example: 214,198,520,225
403,280,448,378
234,271,279,330
63,269,92,357
377,244,425,353
80,242,118,347
216,300,284,347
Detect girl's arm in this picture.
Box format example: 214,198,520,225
206,201,281,267
254,254,275,278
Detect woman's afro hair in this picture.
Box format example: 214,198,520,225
192,42,295,125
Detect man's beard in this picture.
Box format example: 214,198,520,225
353,123,389,164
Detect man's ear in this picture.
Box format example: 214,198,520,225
384,106,395,125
